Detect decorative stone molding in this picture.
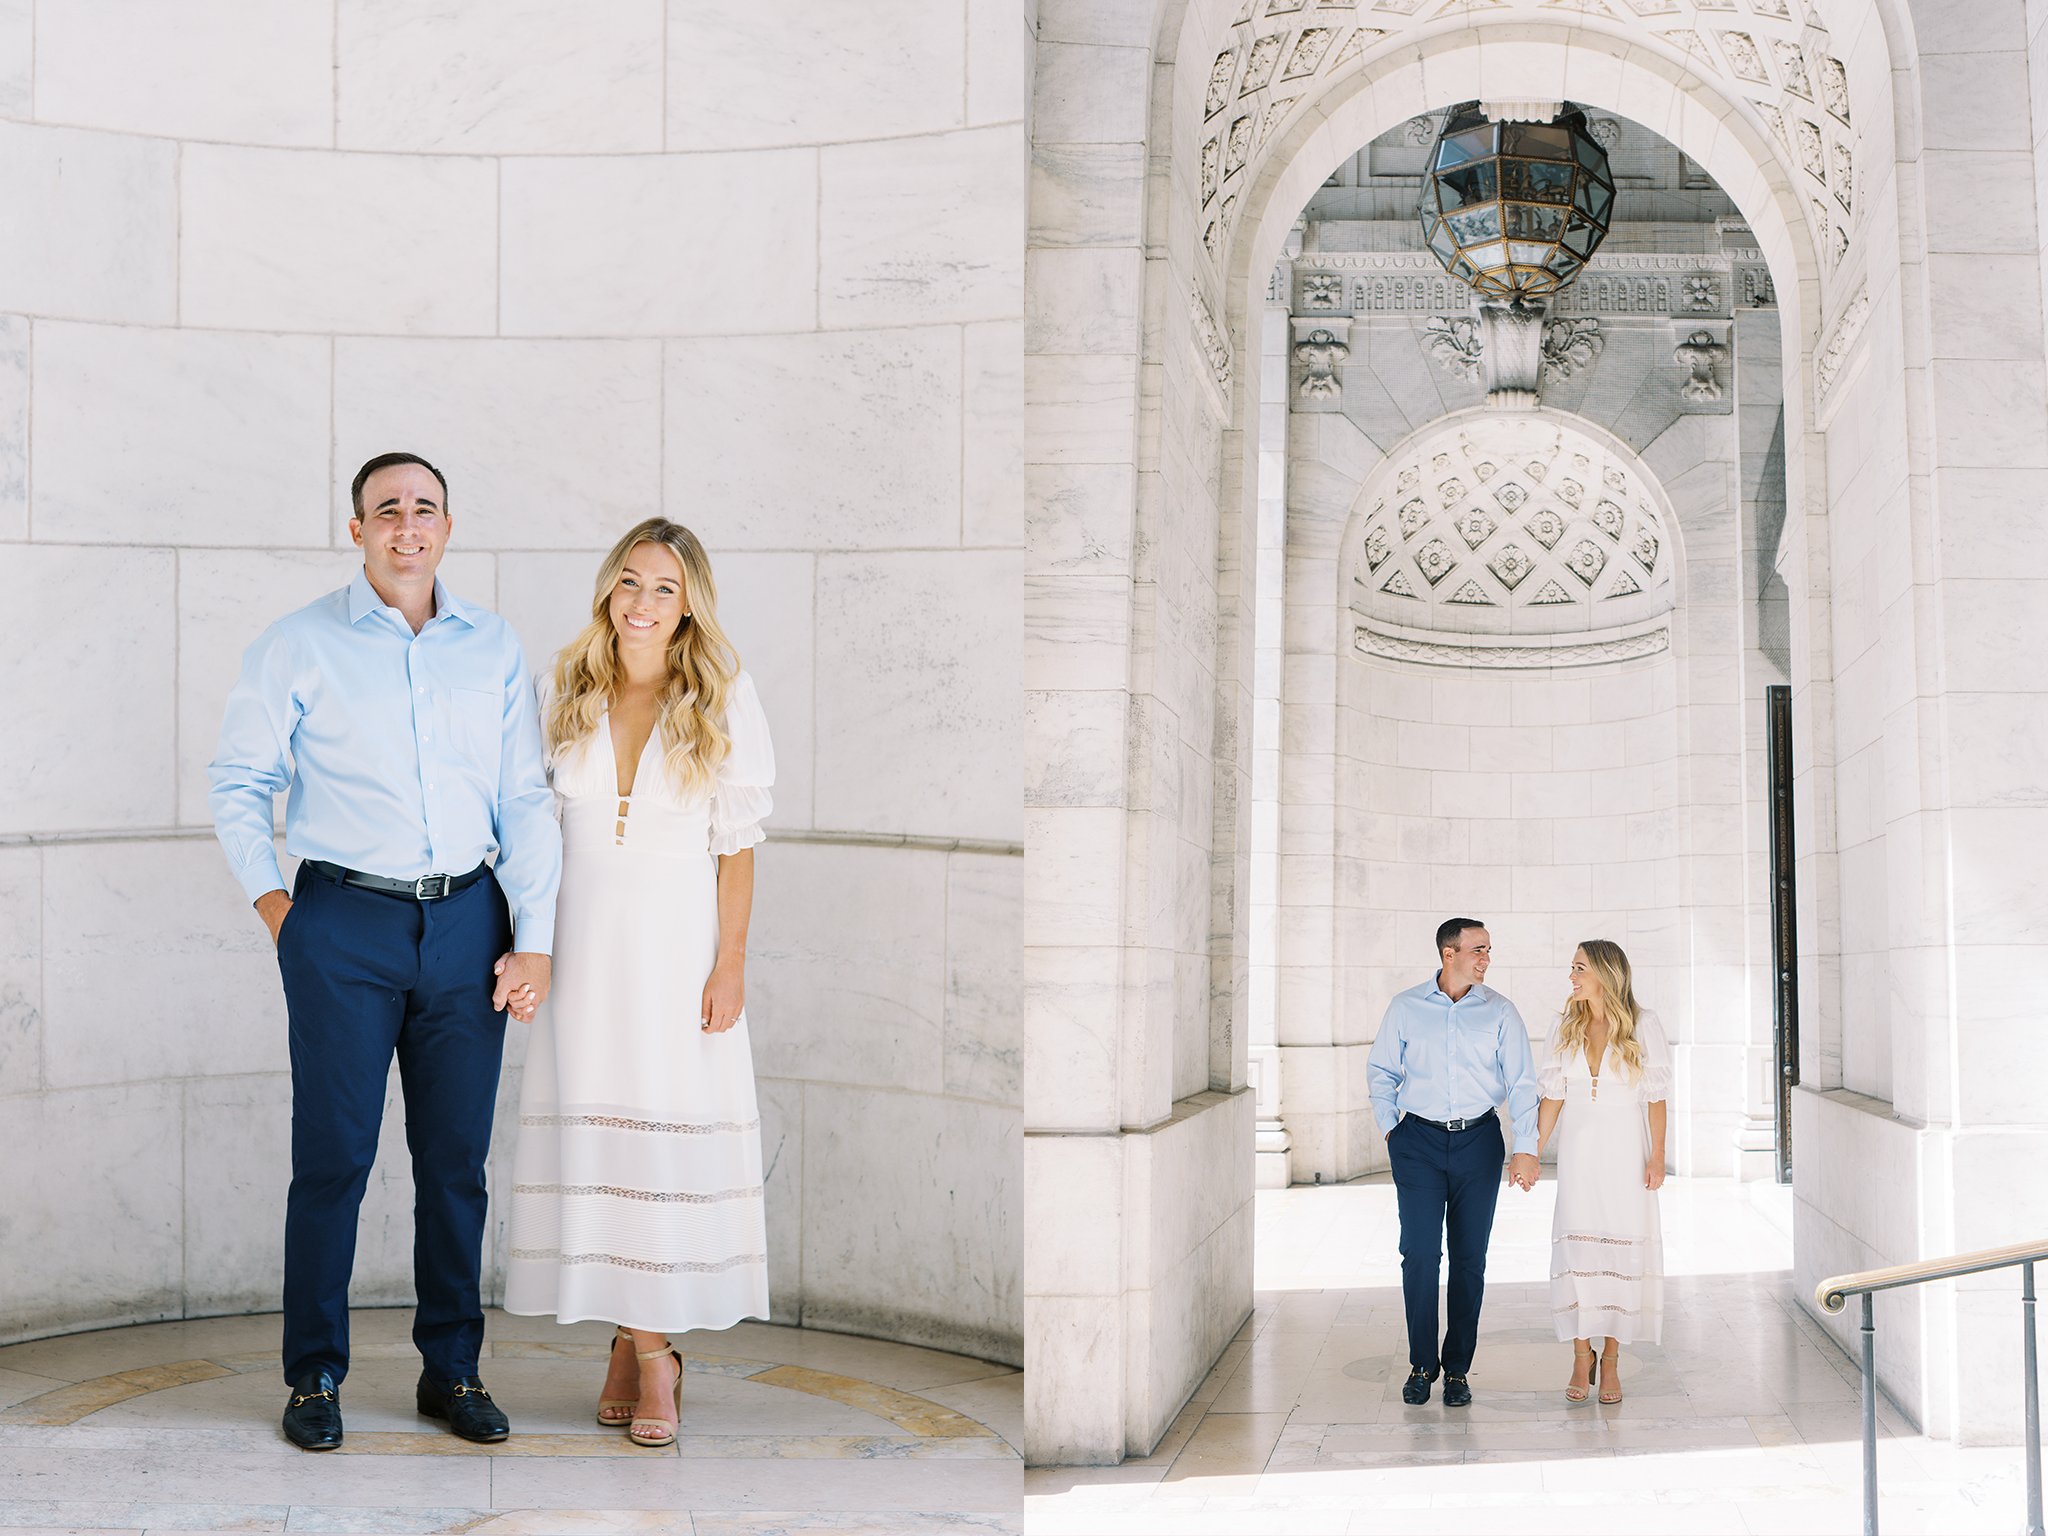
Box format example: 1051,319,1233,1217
1423,315,1482,382
1295,252,1739,321
1353,622,1672,670
1541,317,1603,381
1349,415,1677,639
1293,325,1349,399
1814,281,1871,406
1190,0,1867,294
1673,328,1729,402
1188,280,1233,395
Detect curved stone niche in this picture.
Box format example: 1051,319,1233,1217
1349,414,1676,643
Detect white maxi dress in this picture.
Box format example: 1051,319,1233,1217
1542,1008,1670,1345
504,673,774,1333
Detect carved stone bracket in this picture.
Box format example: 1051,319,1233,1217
1354,622,1671,670
1673,327,1729,404
1541,317,1604,381
1293,323,1350,400
1420,306,1602,405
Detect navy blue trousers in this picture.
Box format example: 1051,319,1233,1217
1386,1114,1505,1377
275,861,510,1387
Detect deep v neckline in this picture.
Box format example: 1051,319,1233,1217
1583,1023,1610,1082
605,706,657,799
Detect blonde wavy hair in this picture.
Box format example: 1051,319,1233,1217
545,519,739,799
1557,938,1647,1082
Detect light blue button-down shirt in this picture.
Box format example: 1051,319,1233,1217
208,571,562,954
1367,975,1542,1156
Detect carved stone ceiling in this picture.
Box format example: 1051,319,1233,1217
1194,0,1860,291
1350,415,1677,640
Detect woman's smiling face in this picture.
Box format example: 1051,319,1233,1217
609,540,689,654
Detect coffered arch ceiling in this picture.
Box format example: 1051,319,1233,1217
1174,0,1878,302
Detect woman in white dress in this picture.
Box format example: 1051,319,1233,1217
503,518,774,1448
1535,939,1668,1405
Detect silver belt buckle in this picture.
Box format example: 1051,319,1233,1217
1445,1116,1470,1131
413,873,451,900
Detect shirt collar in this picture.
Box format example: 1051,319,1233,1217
1429,972,1488,1005
347,568,474,630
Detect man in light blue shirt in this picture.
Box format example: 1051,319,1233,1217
1367,917,1541,1409
210,452,561,1452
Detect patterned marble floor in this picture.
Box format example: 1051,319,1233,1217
1028,1177,2033,1535
0,1308,1021,1535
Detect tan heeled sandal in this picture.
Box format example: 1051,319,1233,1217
1598,1343,1623,1404
627,1343,684,1448
1564,1343,1596,1403
596,1327,637,1426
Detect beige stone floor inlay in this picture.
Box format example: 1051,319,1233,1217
1028,1176,2034,1535
0,1308,1020,1533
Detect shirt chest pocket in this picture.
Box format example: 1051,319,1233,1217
445,684,500,764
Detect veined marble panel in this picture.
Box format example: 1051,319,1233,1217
337,0,663,153
1029,144,1148,249
32,323,329,547
0,545,174,834
968,0,1027,126
501,151,816,337
800,1082,1020,1366
667,328,961,552
40,840,289,1090
0,847,37,1098
0,122,176,325
334,338,662,550
179,1072,292,1315
944,852,1023,1107
35,0,331,145
965,320,1025,549
822,127,1023,328
0,0,27,117
181,146,497,336
815,552,1021,842
749,841,948,1096
754,1075,803,1327
0,314,24,539
0,1082,183,1342
666,0,966,150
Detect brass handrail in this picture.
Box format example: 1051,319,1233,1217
1817,1236,2048,1311
1813,1237,2045,1536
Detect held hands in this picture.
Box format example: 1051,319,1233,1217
701,957,744,1034
1644,1157,1667,1192
494,952,552,1023
1509,1152,1539,1192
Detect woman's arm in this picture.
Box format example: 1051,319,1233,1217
1537,1095,1562,1157
1645,1098,1667,1190
701,848,756,1033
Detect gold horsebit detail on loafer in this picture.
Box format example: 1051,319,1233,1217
289,1388,336,1408
448,1384,492,1399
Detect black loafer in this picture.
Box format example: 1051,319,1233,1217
416,1371,510,1442
1401,1365,1438,1405
282,1369,343,1451
1443,1373,1473,1407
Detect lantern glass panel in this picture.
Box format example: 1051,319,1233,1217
1466,241,1507,270
1436,126,1496,168
1584,177,1614,225
1575,135,1608,172
1500,157,1575,202
1503,201,1565,240
1437,162,1497,210
1447,205,1501,243
1512,124,1573,158
1507,241,1549,265
1562,216,1601,258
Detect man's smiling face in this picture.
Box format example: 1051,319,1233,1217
351,462,451,590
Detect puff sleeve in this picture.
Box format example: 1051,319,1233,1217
1537,1019,1568,1099
1637,1008,1672,1101
708,671,776,856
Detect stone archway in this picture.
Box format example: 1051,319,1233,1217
1029,0,2048,1463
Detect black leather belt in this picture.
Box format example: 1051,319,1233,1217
303,859,487,902
1405,1113,1493,1133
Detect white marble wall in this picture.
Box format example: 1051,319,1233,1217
0,0,1023,1367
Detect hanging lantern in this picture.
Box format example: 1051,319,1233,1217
1418,102,1615,304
